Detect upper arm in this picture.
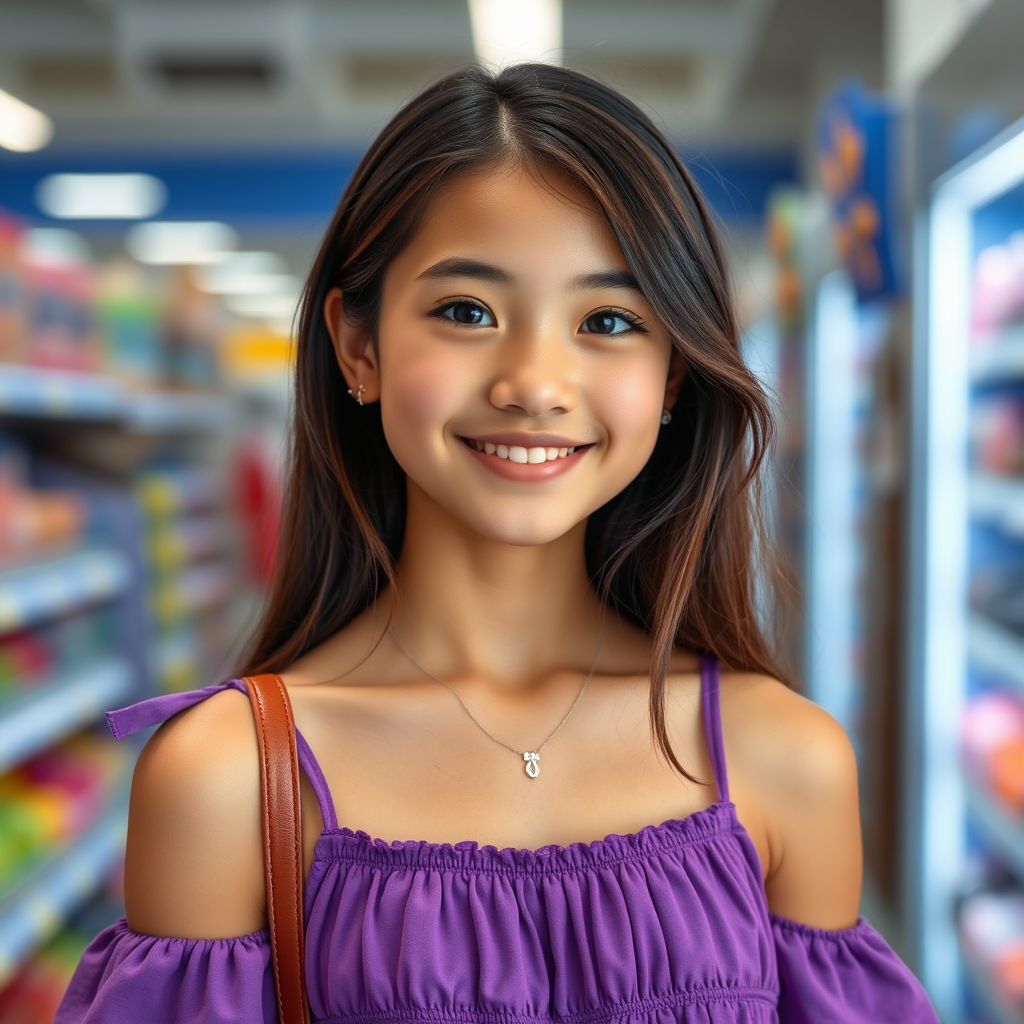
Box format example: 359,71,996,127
123,688,267,939
724,677,862,930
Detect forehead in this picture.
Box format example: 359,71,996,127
396,161,628,272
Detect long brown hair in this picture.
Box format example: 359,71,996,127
240,63,783,777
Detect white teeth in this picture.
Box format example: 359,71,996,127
470,439,583,461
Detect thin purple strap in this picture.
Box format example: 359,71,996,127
106,679,247,738
106,678,339,831
293,728,338,830
700,656,730,802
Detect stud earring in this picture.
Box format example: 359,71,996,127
348,384,366,406
661,408,672,425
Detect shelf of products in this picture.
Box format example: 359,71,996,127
969,614,1024,694
964,774,1024,883
0,363,233,433
0,658,133,776
971,324,1024,385
0,794,129,986
971,474,1024,538
0,910,113,1023
0,205,268,1010
0,547,130,634
136,466,238,692
960,940,1023,1024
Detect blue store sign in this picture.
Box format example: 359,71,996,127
817,78,901,302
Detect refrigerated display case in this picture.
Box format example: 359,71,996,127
910,115,1024,1023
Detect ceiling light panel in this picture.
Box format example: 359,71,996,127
0,89,54,153
36,174,167,220
468,0,562,68
196,252,288,294
125,221,238,265
224,293,301,320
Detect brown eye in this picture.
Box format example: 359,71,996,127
580,310,644,336
434,301,495,326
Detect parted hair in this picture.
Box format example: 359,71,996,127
239,62,784,778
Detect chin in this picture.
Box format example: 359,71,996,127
462,504,584,548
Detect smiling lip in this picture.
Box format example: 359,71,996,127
470,432,588,448
459,433,594,481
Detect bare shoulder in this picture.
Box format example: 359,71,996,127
123,688,266,939
718,672,862,928
719,672,857,801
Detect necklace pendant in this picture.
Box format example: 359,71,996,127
523,752,540,778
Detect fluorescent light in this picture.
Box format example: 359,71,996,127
0,89,53,152
36,173,167,220
224,292,301,320
125,221,237,265
211,272,298,297
468,0,562,68
195,252,288,294
19,228,91,267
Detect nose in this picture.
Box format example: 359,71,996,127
488,327,578,417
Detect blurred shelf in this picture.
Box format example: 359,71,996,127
969,613,1024,693
964,773,1024,882
147,517,225,570
971,473,1024,537
124,389,235,433
151,627,201,692
961,940,1023,1024
972,323,1024,385
0,547,131,635
0,365,120,420
151,562,231,622
0,796,129,987
0,363,235,433
0,657,134,776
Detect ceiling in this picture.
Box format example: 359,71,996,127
0,0,884,152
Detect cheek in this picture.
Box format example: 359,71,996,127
590,354,667,453
378,340,469,459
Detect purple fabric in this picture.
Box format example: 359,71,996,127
54,919,276,1024
56,666,939,1024
771,915,934,1023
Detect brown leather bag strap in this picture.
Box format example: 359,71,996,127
244,674,311,1024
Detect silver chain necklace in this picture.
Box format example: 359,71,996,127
388,625,602,779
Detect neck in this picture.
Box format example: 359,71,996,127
388,481,604,682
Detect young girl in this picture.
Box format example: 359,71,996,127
57,64,937,1023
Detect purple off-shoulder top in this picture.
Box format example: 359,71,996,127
55,659,938,1024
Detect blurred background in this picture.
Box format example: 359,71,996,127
0,0,1023,1020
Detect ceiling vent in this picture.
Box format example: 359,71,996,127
117,2,306,101
146,54,282,93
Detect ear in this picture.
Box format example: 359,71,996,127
663,347,688,412
324,287,381,402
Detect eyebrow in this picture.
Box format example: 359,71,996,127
417,257,642,295
568,269,641,293
417,257,513,284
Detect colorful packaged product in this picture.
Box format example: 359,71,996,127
0,212,26,363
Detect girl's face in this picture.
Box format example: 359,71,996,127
328,162,685,547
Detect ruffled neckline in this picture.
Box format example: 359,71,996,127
312,799,742,876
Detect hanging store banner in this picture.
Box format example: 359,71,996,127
817,78,901,303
